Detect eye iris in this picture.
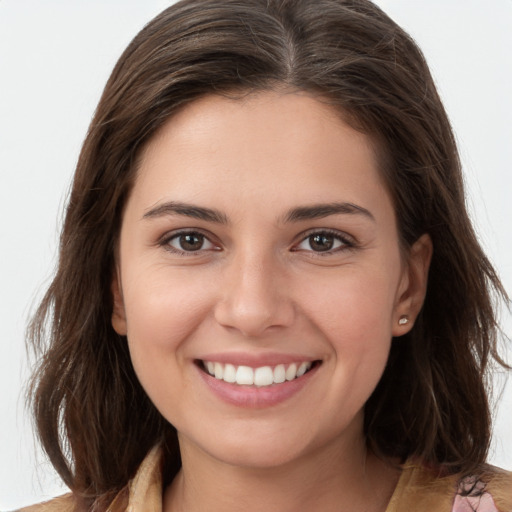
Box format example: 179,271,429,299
179,233,203,251
309,234,334,251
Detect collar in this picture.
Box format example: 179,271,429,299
107,445,163,512
106,446,509,512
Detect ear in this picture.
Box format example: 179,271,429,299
392,234,433,336
111,269,127,336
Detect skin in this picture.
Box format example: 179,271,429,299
112,91,432,511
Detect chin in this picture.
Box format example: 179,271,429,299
178,423,319,470
212,441,308,470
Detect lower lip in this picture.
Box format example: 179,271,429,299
196,363,320,408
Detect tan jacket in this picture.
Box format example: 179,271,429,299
18,446,512,512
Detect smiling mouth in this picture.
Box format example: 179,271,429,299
197,360,321,387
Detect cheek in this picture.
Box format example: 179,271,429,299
298,266,399,341
120,268,218,425
296,267,398,391
123,266,214,347
120,267,217,404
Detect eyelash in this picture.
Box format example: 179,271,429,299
292,229,356,256
158,229,356,256
159,230,219,255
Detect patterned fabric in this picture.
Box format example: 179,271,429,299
452,477,499,512
18,447,512,511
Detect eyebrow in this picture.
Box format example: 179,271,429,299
142,201,228,224
142,200,374,224
282,202,375,223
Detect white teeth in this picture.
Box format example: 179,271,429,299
214,362,224,380
203,360,314,386
296,362,308,377
285,363,297,381
273,364,286,384
223,364,236,383
236,366,254,385
254,366,274,387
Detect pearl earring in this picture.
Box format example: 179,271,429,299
398,316,409,325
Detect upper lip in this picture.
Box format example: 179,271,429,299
196,352,319,368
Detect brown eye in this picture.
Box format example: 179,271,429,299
166,232,215,252
309,234,334,252
294,230,351,254
179,233,204,251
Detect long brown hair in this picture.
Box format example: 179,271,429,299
28,0,509,507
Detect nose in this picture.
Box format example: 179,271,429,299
214,252,295,338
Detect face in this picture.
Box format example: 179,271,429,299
112,92,431,469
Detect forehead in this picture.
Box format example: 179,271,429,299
131,91,392,220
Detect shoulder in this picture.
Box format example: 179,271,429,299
388,462,512,512
15,494,76,512
15,445,162,512
454,465,512,512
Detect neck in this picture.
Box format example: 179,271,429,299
163,430,399,512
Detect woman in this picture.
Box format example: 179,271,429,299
24,0,511,510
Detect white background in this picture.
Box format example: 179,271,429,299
1,1,511,509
